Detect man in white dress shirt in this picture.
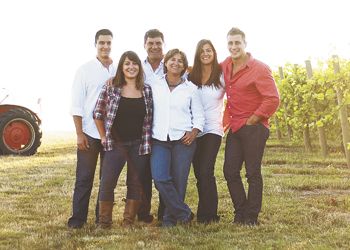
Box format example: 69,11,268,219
134,29,166,222
68,29,116,229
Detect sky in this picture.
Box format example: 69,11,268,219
0,0,349,132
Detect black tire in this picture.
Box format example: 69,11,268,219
0,108,42,155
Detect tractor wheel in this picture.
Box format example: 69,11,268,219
0,108,42,155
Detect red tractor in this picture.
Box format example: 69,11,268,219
0,88,42,155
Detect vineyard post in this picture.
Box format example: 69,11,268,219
274,113,282,140
274,67,282,140
305,60,328,157
278,66,292,140
294,64,312,152
333,55,350,167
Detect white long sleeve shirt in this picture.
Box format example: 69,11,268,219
149,75,204,141
143,58,164,84
197,77,225,137
70,58,116,139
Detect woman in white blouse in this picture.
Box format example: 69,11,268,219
149,49,204,227
188,39,225,224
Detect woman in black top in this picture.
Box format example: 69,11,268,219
94,51,153,228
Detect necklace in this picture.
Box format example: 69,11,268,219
166,76,183,87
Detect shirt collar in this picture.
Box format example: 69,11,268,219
144,57,164,67
95,57,113,69
246,53,254,68
226,52,254,69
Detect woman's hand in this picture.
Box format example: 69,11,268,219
181,129,199,145
101,135,107,147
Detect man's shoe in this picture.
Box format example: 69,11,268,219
198,215,220,224
67,222,84,229
233,214,245,225
245,218,260,226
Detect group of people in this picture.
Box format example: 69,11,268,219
67,27,280,229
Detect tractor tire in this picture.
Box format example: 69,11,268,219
0,108,42,155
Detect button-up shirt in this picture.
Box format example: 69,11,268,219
93,84,153,155
197,76,225,137
221,53,280,133
70,58,116,139
143,58,164,84
149,75,204,141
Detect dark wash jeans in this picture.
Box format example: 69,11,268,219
99,139,150,202
192,133,222,222
223,123,269,220
68,133,104,226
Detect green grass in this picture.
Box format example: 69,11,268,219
1,132,350,249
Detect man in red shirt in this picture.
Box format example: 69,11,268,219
221,27,279,226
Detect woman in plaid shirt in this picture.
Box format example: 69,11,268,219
93,51,153,229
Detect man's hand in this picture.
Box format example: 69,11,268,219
246,114,261,125
77,132,89,150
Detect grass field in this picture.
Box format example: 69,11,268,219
1,132,350,249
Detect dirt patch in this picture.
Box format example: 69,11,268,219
299,189,350,196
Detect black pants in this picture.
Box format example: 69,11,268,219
192,133,222,222
223,124,269,220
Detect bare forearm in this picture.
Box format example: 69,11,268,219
73,115,84,135
94,119,106,138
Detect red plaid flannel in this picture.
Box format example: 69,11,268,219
93,83,153,155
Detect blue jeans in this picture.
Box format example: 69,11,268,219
68,133,104,227
99,139,150,202
151,139,196,226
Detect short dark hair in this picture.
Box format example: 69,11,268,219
113,51,144,90
227,27,246,42
163,49,188,76
95,29,113,45
144,29,164,44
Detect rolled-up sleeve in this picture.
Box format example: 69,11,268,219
254,66,280,118
70,67,86,116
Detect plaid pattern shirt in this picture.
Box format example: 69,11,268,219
93,83,153,155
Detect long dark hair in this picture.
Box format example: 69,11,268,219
112,51,144,90
188,39,222,89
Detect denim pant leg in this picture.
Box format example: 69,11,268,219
240,124,269,218
223,130,246,217
99,146,127,201
95,150,105,220
192,134,221,221
125,142,150,200
163,140,196,225
151,140,191,226
68,134,102,226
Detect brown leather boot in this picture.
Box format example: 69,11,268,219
122,199,141,227
137,193,154,223
98,201,114,229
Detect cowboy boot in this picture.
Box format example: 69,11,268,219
122,199,141,227
98,201,114,229
137,193,154,223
